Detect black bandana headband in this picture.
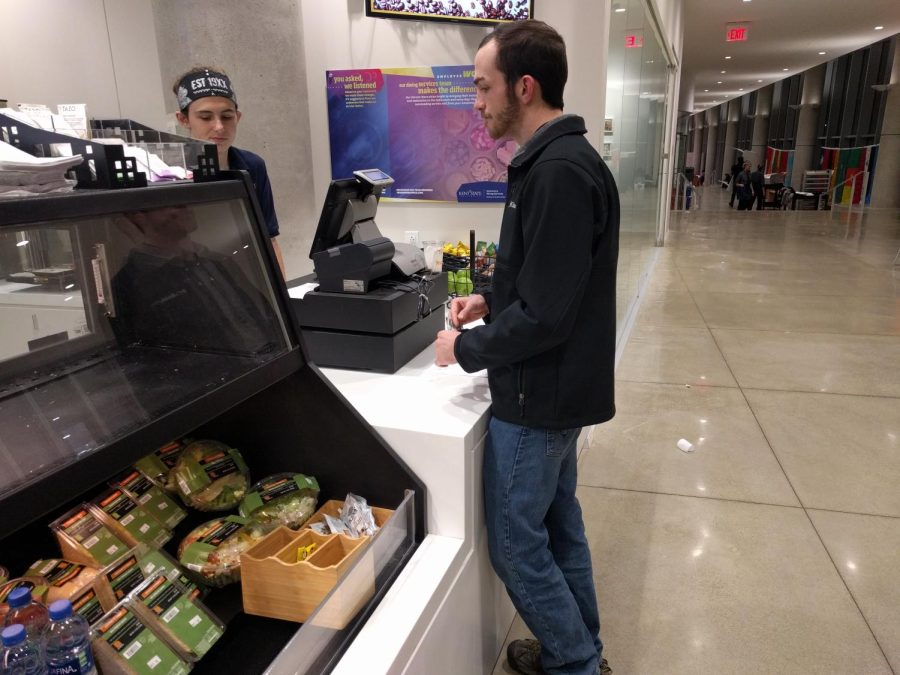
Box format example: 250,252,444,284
176,69,237,112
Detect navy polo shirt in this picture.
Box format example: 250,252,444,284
228,146,280,238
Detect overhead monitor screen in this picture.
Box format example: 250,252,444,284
365,0,533,26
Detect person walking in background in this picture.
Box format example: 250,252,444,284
736,161,755,211
751,164,766,210
729,155,744,207
434,19,618,675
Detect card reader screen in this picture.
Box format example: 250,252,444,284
359,169,390,181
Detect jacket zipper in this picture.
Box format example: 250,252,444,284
517,363,525,417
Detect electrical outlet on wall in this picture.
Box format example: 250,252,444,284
404,231,420,247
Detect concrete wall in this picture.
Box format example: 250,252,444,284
704,110,718,181
793,64,827,188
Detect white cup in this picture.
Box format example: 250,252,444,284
422,241,444,273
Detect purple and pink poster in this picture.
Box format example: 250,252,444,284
326,66,515,202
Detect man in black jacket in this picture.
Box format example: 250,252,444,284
435,20,618,675
751,164,766,210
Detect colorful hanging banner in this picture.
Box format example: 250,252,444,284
819,145,879,206
325,66,513,202
765,147,794,187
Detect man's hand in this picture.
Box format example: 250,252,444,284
449,293,488,329
435,329,460,366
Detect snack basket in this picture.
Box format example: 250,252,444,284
443,230,496,297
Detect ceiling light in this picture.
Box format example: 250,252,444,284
818,51,826,55
783,68,789,71
875,25,884,30
725,56,732,60
614,5,626,12
717,81,723,84
758,79,763,82
721,70,727,74
739,88,744,91
704,89,709,92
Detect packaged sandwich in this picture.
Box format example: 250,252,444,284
238,473,319,531
136,549,201,601
96,547,201,614
134,440,187,495
171,440,250,512
92,603,191,675
50,505,135,567
25,559,99,604
89,488,171,550
130,571,223,661
100,551,152,610
71,584,106,626
177,516,264,587
110,469,187,529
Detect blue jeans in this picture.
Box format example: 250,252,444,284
484,417,602,675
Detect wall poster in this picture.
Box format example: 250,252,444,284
326,66,515,202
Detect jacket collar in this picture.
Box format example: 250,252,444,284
509,114,587,168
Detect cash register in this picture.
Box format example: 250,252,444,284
289,169,448,373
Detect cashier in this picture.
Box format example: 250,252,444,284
173,66,286,277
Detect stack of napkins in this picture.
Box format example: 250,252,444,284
0,139,83,199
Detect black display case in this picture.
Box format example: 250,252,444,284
0,175,426,673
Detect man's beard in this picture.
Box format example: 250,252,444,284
487,87,521,140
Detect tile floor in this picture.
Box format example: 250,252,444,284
492,186,900,674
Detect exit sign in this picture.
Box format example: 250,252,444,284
625,34,643,48
726,23,750,42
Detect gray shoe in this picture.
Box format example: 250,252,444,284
506,638,613,675
506,639,542,675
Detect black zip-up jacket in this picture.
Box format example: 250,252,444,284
454,115,620,429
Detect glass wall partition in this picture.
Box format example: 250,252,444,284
605,0,671,343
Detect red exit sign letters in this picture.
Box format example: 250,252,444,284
726,23,750,42
625,34,643,48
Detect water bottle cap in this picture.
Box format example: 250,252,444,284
49,599,74,620
1,623,26,646
6,586,32,608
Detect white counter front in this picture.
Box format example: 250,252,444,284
320,345,515,674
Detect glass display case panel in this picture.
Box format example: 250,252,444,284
0,183,291,503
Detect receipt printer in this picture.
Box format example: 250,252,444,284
312,236,395,294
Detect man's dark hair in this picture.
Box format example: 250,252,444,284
479,20,567,110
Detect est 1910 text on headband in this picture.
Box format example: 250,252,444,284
176,69,237,112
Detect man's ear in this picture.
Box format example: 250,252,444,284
519,75,539,105
175,111,189,128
